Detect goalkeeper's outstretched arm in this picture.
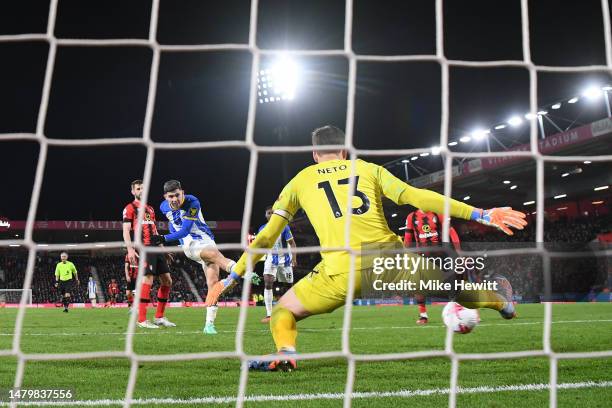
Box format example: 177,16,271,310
395,183,526,235
380,166,527,235
233,213,288,277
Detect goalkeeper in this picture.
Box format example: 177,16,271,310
205,125,526,371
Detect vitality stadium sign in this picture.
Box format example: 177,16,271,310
4,220,241,231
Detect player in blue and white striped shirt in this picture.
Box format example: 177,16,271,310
151,180,241,335
259,206,297,323
87,276,97,307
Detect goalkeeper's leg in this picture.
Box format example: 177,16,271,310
455,274,516,319
417,262,515,319
249,268,349,372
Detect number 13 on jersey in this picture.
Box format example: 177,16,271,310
317,176,371,218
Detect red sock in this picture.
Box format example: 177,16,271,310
127,292,133,307
139,283,151,322
155,285,170,318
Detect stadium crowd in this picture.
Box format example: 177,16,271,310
0,215,609,304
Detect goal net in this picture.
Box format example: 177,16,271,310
1,0,611,407
0,290,32,306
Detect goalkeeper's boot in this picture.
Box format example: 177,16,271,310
493,274,516,320
249,349,297,372
137,320,160,329
154,317,176,327
203,322,218,335
416,316,428,325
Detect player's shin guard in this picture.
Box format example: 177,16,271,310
206,305,218,324
155,285,170,318
270,305,297,352
456,289,504,311
139,283,151,322
416,294,428,318
264,288,273,317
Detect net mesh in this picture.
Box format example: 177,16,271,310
1,0,611,406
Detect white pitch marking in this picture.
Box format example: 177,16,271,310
0,380,610,406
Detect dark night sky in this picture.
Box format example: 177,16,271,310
0,0,610,233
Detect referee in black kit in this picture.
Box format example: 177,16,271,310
54,252,80,313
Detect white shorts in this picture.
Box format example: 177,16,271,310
183,235,217,266
263,263,294,283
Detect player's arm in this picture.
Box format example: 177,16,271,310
377,166,527,235
285,227,298,267
124,261,131,282
54,263,59,287
234,180,299,278
234,214,288,277
122,207,138,264
160,218,195,242
151,202,198,244
204,181,299,306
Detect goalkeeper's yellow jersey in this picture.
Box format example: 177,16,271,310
273,159,408,275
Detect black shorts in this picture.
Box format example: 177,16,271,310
126,279,136,291
58,280,73,294
144,254,170,277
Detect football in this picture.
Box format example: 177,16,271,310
442,302,480,334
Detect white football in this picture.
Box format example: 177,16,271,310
442,302,480,334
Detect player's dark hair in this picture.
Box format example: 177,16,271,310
163,179,182,193
311,125,345,153
131,179,142,188
265,205,273,211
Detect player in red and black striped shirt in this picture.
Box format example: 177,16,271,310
107,279,120,306
404,209,461,325
122,179,175,329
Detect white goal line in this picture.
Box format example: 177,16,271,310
0,380,610,407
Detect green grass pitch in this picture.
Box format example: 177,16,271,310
0,303,610,407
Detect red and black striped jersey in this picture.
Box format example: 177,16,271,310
108,283,119,295
122,200,158,246
404,209,460,250
124,254,138,279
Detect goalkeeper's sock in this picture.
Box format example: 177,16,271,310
271,305,297,352
226,260,236,273
155,285,170,318
418,303,428,318
264,288,273,317
206,305,218,324
457,290,505,312
139,283,151,322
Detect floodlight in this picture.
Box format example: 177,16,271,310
507,116,523,127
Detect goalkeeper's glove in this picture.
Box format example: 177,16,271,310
471,207,527,236
149,234,166,246
246,271,261,286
